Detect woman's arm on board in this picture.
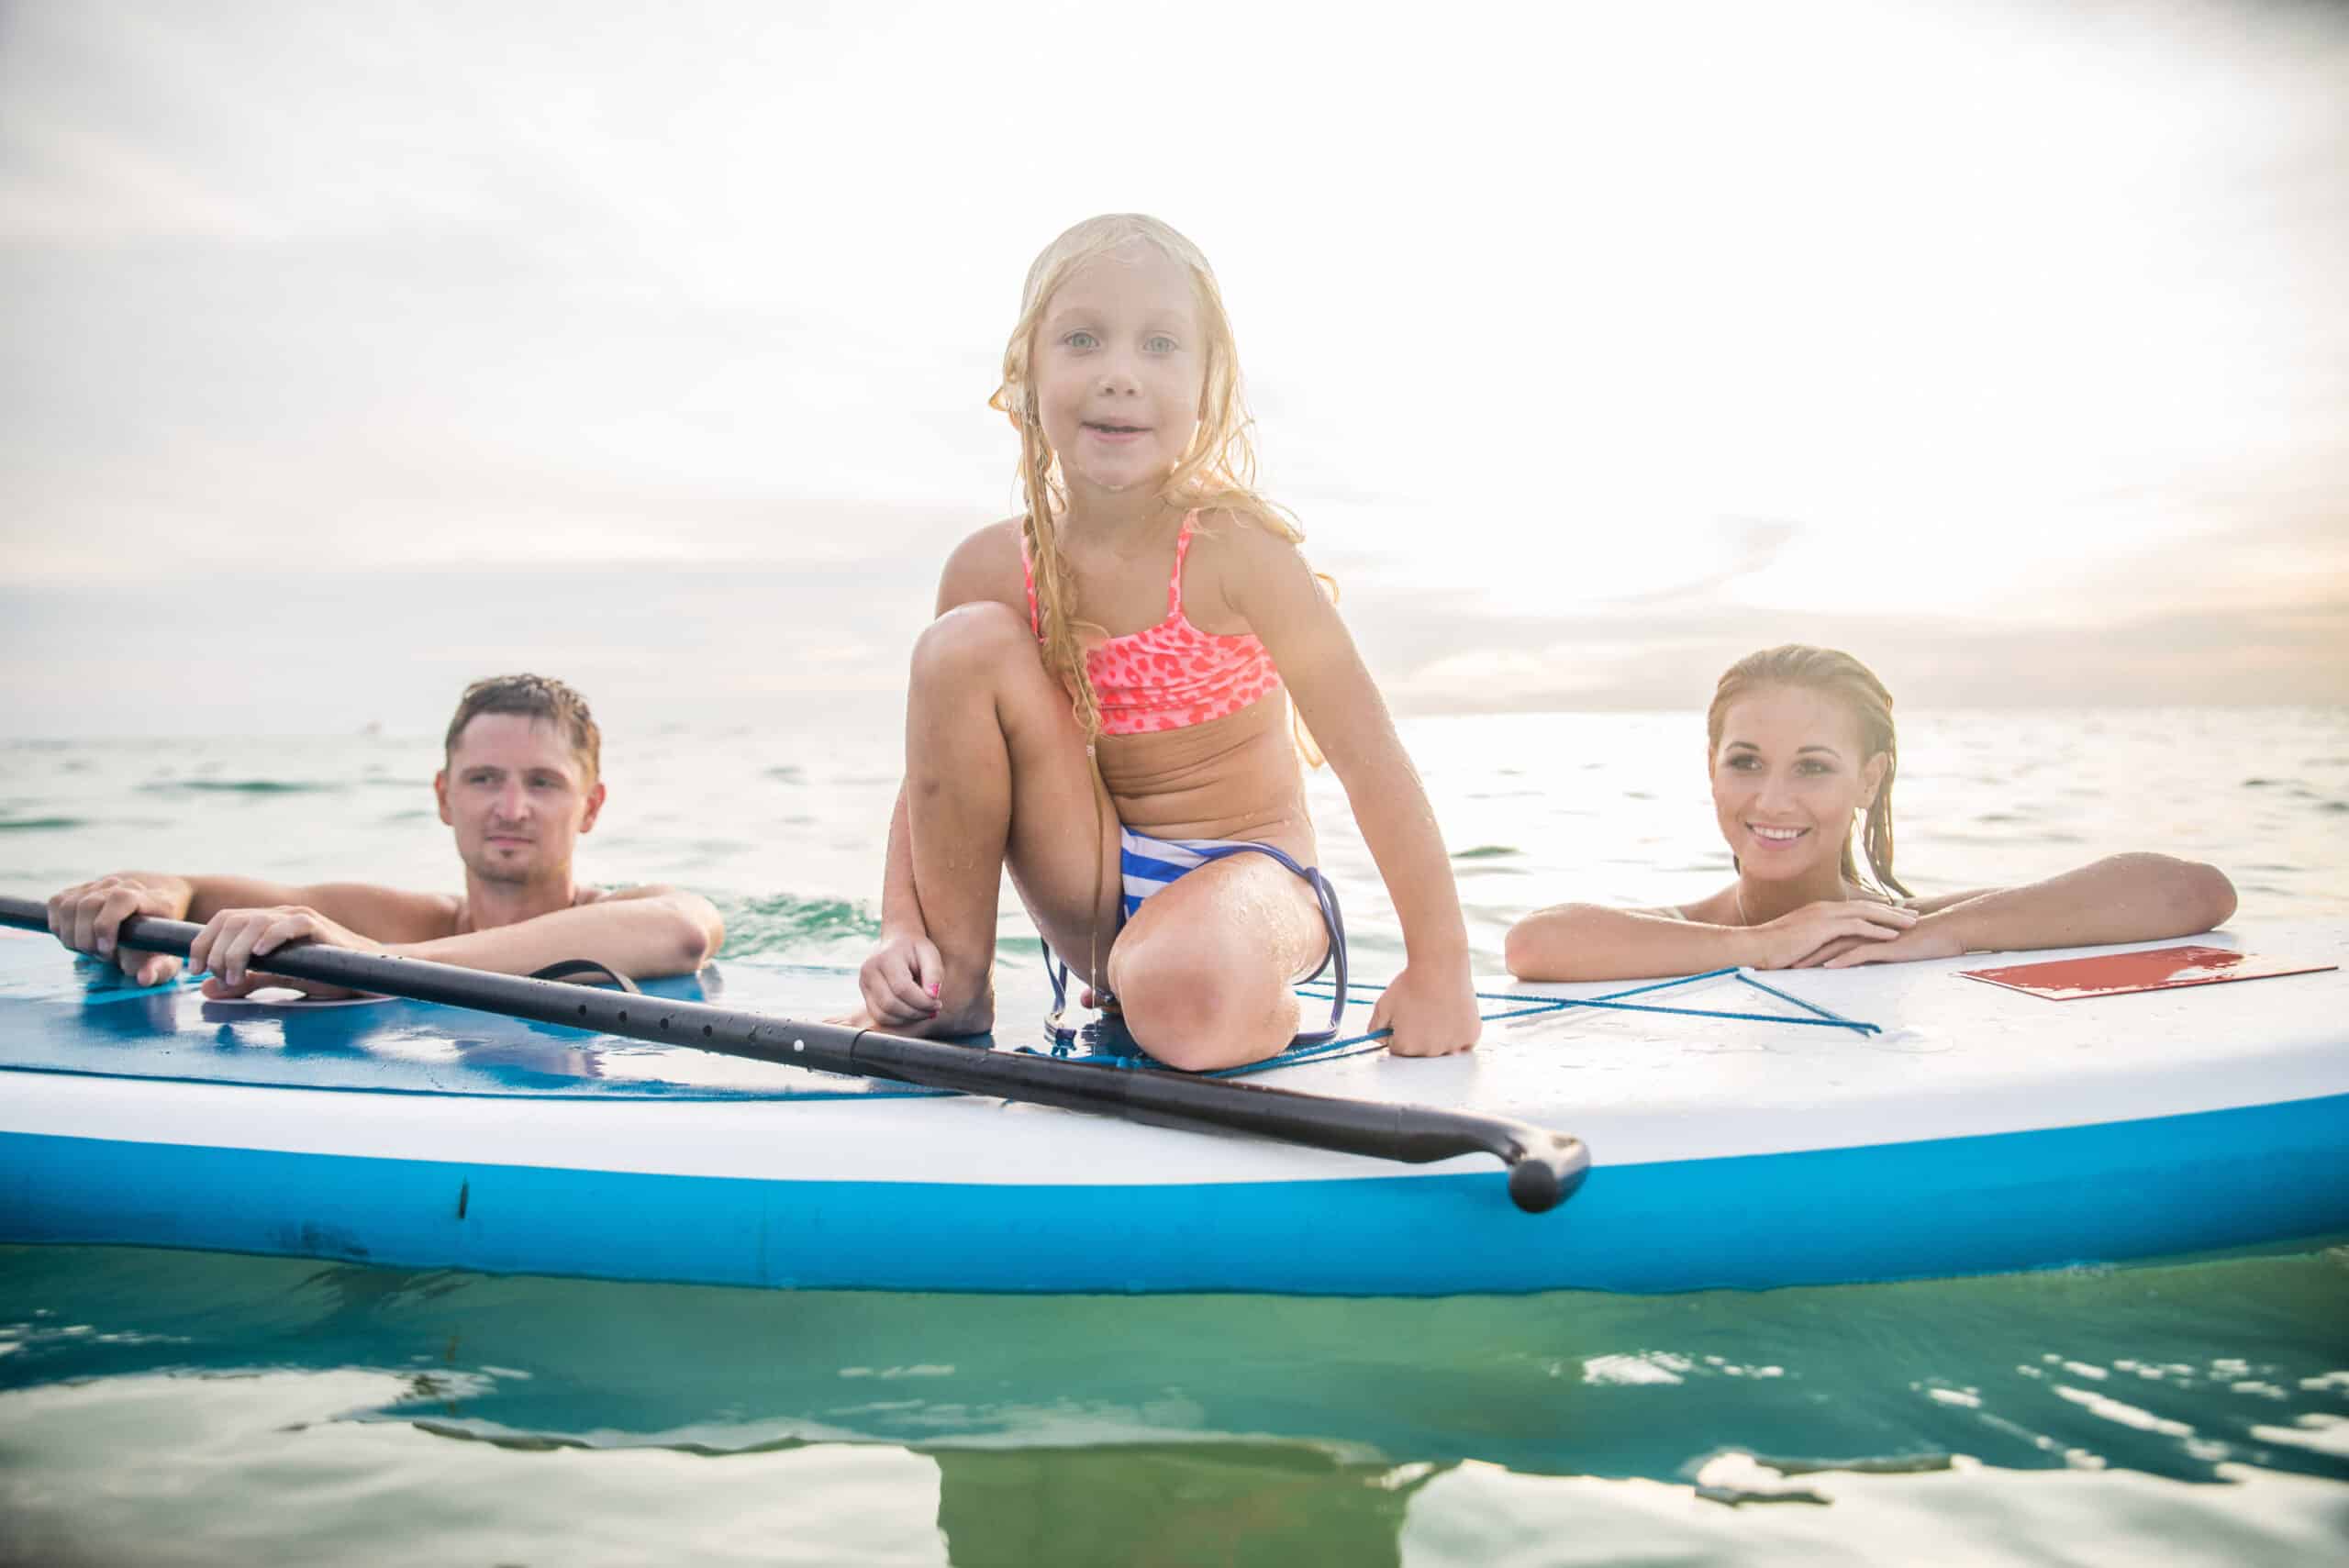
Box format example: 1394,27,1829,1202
1225,526,1479,1055
1505,900,1917,983
1819,851,2237,968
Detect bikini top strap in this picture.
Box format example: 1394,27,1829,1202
1167,511,1198,618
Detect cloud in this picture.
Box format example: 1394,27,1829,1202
3,0,2345,725
1354,563,2349,714
0,559,939,739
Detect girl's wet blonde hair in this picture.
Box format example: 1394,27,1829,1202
1706,645,1911,899
988,214,1317,752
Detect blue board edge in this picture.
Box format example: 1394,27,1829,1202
4,1093,2344,1296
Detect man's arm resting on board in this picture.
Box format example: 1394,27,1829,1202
47,872,460,985
402,885,723,981
197,884,725,999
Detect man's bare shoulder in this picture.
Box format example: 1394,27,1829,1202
300,883,465,943
456,887,625,930
571,884,710,908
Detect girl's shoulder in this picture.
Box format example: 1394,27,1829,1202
1186,502,1303,553
935,517,1030,614
961,515,1029,562
1181,506,1316,622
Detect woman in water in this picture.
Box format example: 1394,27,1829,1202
1506,644,2236,982
846,214,1479,1067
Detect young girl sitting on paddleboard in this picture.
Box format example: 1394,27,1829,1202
848,213,1479,1067
1506,644,2238,982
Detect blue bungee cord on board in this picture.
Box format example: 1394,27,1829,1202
1030,963,1879,1078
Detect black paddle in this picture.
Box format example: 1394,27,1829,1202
0,895,1586,1212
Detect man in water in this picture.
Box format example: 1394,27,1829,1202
45,673,723,997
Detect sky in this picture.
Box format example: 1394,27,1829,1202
2,0,2344,737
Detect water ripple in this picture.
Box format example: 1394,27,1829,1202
139,780,346,795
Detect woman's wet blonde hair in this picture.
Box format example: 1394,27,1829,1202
988,214,1314,751
1706,645,1910,898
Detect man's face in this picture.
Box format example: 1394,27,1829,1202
434,713,605,886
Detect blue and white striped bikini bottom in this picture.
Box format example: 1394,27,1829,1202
1043,826,1352,1049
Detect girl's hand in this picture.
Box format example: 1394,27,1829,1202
1368,960,1481,1057
189,906,373,999
1743,901,1916,970
855,929,945,1029
1819,915,1967,969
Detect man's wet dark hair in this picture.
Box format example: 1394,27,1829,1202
442,674,601,784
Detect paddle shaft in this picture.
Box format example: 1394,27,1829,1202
0,896,1586,1212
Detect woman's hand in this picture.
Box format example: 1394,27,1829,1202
1742,901,1917,971
1817,914,1968,969
853,928,945,1029
1368,958,1481,1057
188,906,379,999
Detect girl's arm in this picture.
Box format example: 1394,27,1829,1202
852,522,1023,1027
1822,852,2237,968
1506,900,1917,982
1224,526,1478,1056
857,784,946,1025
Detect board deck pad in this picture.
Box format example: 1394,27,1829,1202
0,941,1874,1098
1958,945,2337,1001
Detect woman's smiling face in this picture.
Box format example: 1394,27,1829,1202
1709,684,1888,886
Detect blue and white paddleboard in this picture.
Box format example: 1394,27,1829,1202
1,925,2342,1295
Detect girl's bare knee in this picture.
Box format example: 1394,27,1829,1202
1112,935,1295,1073
910,601,1030,688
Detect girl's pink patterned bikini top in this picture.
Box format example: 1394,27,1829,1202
1022,512,1284,735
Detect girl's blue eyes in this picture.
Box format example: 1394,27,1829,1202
1061,332,1179,352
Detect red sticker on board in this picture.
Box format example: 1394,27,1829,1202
1959,945,2337,1001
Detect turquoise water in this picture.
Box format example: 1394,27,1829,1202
4,709,2347,1562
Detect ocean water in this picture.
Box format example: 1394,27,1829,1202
3,706,2346,1563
